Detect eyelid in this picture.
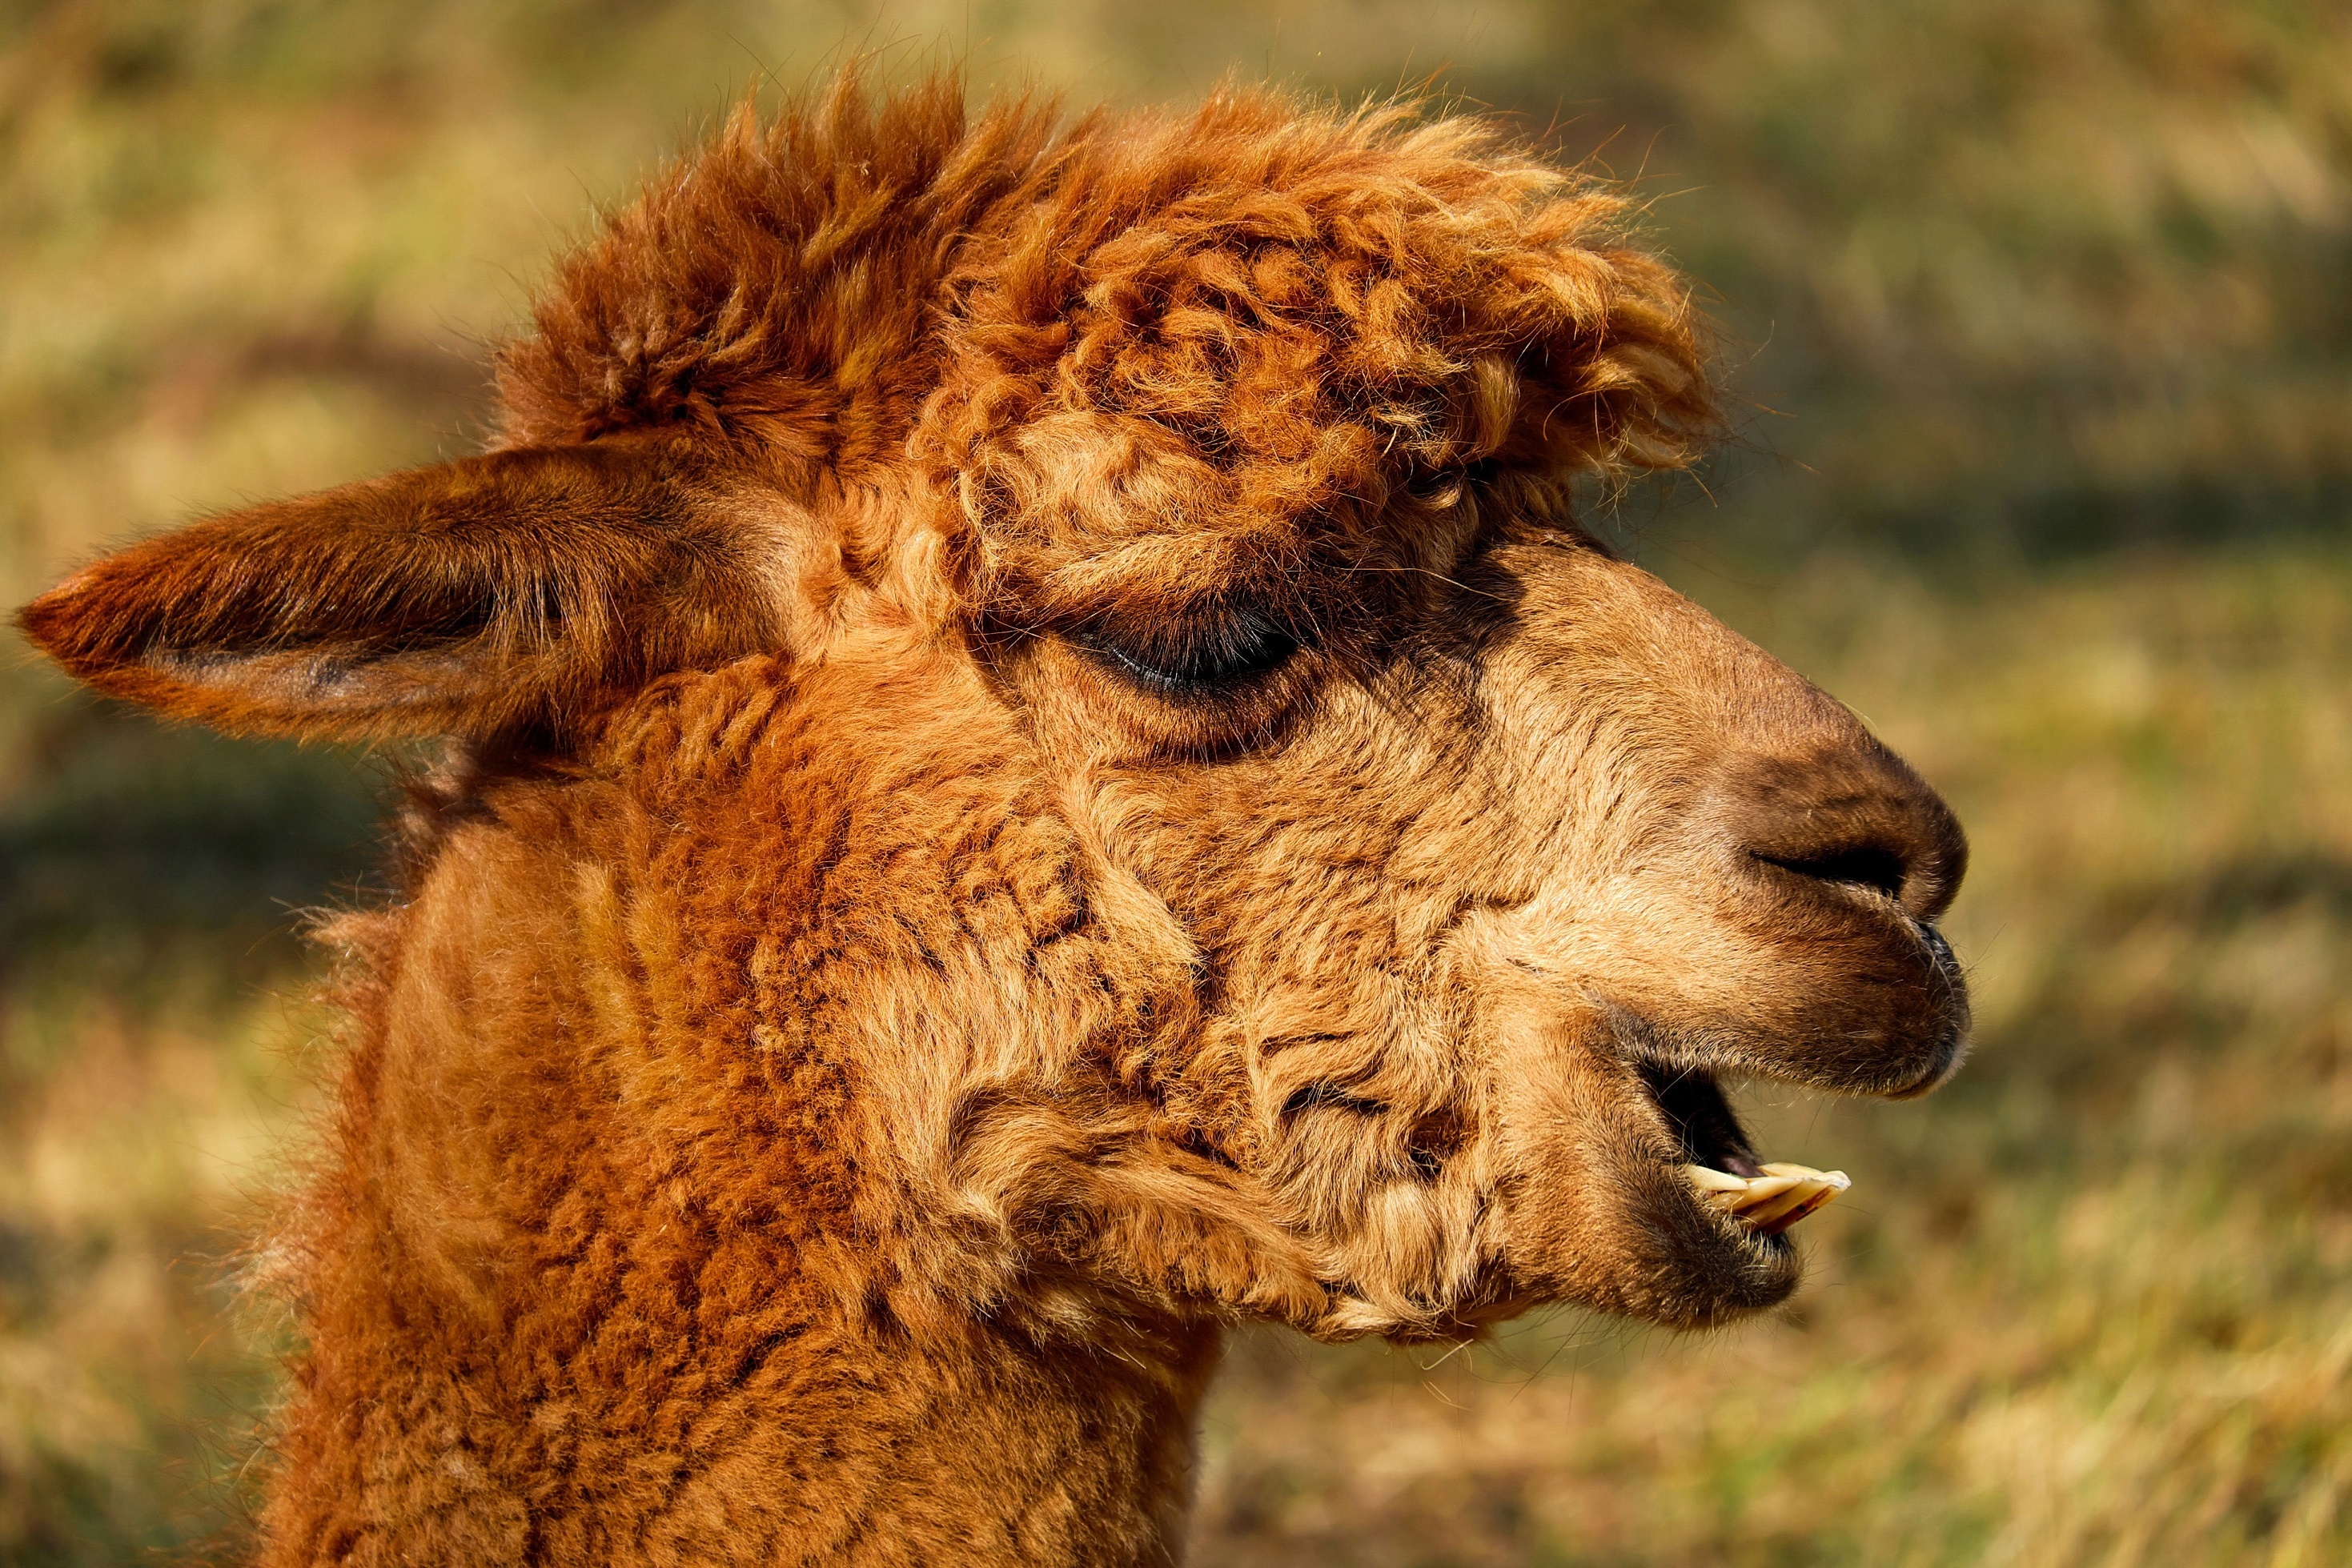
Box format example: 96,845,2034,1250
1089,634,1185,684
1066,606,1302,692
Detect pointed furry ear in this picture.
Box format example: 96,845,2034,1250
16,442,787,743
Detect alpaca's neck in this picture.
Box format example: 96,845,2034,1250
745,1312,1223,1565
258,836,1222,1566
267,1189,1221,1566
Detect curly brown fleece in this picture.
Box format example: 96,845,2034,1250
17,73,1968,1567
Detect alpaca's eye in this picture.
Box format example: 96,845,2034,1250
1070,608,1301,694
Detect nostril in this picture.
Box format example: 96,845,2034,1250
1758,844,1911,901
1724,744,1969,921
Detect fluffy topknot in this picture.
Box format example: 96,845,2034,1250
497,72,1718,535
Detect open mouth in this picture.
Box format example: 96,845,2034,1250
1638,1064,1851,1240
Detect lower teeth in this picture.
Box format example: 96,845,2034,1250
1684,1162,1852,1236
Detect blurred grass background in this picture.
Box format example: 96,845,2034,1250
1,2,2347,1563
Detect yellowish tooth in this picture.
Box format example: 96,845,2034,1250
1684,1161,1852,1233
1752,1171,1851,1236
1737,1179,1827,1228
1724,1173,1805,1211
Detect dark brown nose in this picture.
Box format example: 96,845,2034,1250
1732,742,1968,924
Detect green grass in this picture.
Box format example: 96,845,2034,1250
2,3,2347,1562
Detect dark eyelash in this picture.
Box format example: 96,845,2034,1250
1070,608,1302,694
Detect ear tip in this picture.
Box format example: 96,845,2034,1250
14,578,263,731
16,570,118,672
17,580,82,657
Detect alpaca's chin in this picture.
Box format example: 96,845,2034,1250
1611,1067,1817,1328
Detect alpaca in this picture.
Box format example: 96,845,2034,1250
18,76,1969,1567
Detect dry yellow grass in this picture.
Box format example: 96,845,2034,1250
2,4,2346,1562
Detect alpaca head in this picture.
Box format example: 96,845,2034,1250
18,79,1965,1341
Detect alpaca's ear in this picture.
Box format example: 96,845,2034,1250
15,442,787,743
